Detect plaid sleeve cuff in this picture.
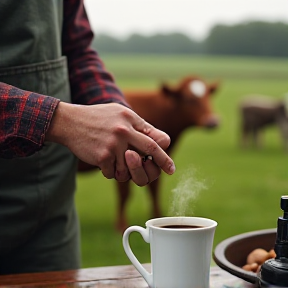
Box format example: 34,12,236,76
0,83,60,158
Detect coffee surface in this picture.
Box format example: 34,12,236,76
159,224,204,229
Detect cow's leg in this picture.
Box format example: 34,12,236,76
255,129,264,149
252,128,260,148
115,181,130,233
277,117,288,152
147,178,161,218
241,128,248,148
240,122,250,148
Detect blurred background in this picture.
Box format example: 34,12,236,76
76,0,288,268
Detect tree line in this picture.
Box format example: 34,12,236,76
92,21,288,57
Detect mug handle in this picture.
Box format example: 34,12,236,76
122,226,153,288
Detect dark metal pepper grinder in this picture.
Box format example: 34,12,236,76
259,196,288,287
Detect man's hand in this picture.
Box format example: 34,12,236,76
46,102,175,186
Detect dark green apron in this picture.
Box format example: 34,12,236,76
0,0,80,274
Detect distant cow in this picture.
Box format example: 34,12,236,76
78,75,219,232
239,95,288,149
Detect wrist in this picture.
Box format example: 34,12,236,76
45,101,74,146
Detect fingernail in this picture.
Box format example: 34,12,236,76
169,162,176,174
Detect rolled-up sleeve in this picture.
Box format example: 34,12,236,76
62,0,128,106
0,82,59,158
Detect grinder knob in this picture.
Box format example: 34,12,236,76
276,196,288,251
280,196,288,219
259,196,288,287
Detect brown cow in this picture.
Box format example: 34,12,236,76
78,75,219,232
239,95,288,149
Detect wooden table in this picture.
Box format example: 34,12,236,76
0,265,255,288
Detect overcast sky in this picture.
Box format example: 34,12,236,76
84,0,288,40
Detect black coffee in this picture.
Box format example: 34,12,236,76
160,224,204,229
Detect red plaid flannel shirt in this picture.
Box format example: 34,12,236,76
0,0,127,159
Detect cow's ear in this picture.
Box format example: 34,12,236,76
209,82,219,94
161,83,177,97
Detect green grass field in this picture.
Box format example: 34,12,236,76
75,54,288,268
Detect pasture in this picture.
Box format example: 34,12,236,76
75,54,288,268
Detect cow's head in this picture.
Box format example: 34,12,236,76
161,76,219,129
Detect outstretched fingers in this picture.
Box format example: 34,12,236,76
130,117,175,174
129,131,175,176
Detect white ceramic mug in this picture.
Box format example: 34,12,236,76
123,216,217,288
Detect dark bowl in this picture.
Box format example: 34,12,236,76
213,228,277,284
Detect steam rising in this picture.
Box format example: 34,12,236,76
168,166,209,216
